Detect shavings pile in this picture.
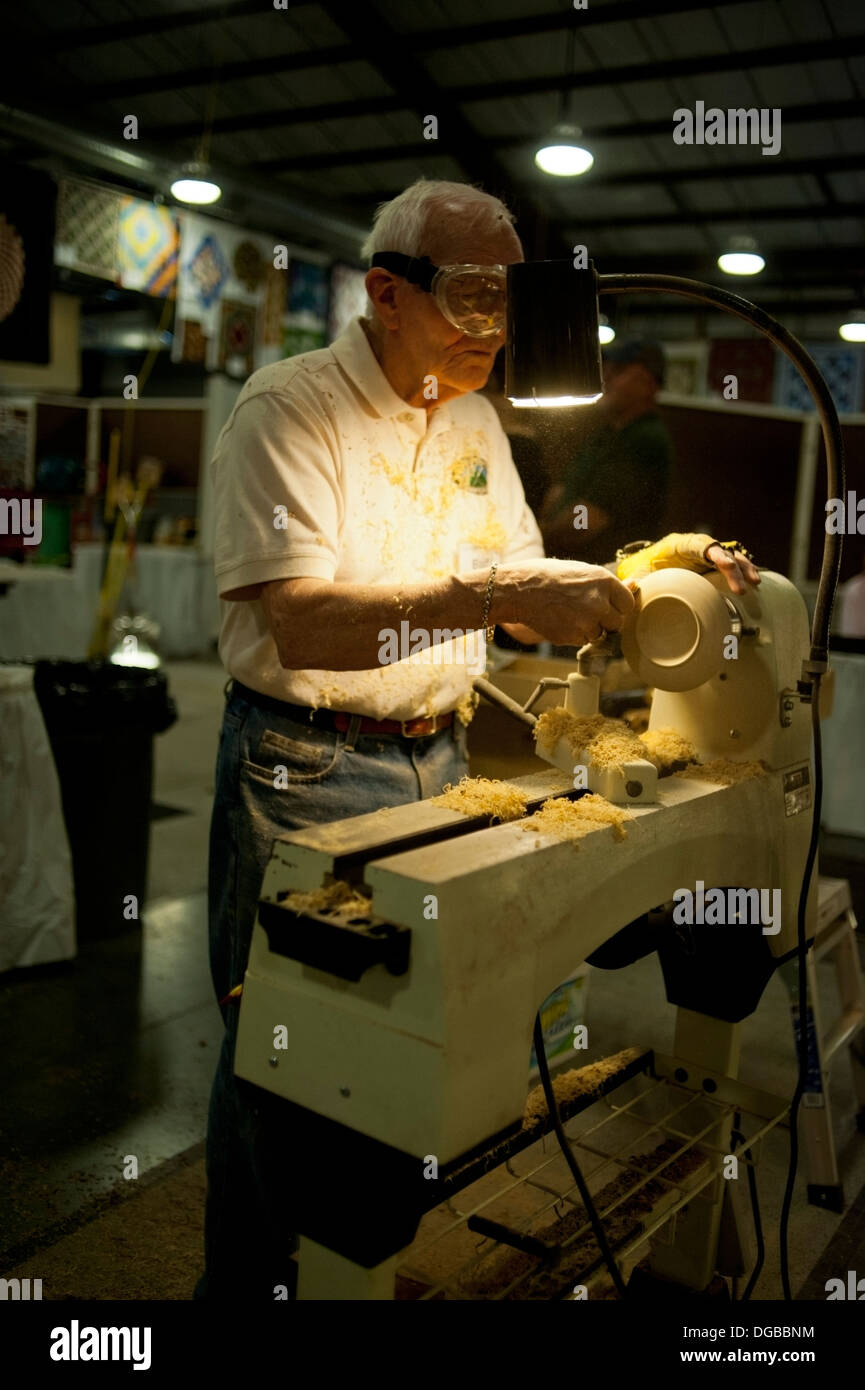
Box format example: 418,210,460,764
534,707,701,778
521,793,632,843
638,727,698,771
281,880,372,920
523,1047,643,1130
675,758,768,786
431,775,528,822
534,708,648,772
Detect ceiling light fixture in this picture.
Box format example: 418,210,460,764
170,159,222,205
535,123,594,177
717,235,765,276
839,311,865,343
535,24,593,178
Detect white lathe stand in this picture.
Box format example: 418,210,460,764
234,571,820,1299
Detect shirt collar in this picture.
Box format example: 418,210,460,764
330,317,435,426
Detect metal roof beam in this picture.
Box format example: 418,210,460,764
149,35,865,141
345,152,865,207
25,0,762,58
250,99,865,173
555,200,865,230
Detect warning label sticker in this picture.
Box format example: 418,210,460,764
783,765,811,817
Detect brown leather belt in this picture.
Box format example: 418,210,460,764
231,681,454,739
332,710,454,738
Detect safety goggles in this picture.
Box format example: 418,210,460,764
370,252,507,338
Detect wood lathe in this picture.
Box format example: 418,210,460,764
233,567,821,1298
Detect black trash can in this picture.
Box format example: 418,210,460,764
33,660,177,940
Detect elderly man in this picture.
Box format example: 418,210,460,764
199,178,759,1300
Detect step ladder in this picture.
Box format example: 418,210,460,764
781,876,865,1212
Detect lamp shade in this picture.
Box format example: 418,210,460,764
505,260,604,406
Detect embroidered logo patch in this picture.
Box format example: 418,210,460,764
449,452,489,493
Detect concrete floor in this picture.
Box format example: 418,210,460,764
2,654,864,1300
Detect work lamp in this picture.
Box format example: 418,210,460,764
503,255,844,672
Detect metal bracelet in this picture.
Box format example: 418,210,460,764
481,562,498,642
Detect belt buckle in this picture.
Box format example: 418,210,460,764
400,715,436,738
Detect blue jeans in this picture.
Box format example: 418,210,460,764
198,683,469,1299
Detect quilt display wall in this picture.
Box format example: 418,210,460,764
55,179,179,299
774,342,865,415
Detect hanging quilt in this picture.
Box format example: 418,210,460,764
218,299,256,377
54,178,122,282
116,197,179,298
173,212,272,371
775,343,864,415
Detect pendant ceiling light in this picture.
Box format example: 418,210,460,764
535,24,593,178
839,311,865,343
170,159,221,205
170,81,222,205
717,235,765,276
535,124,594,177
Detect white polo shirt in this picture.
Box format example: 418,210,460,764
212,316,544,720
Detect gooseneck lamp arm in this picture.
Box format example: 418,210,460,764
595,271,845,670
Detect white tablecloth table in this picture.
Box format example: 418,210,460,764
0,544,219,661
0,665,76,971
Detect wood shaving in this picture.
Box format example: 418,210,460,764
431,775,528,822
521,793,633,843
281,880,372,919
455,688,480,726
464,514,507,552
638,727,698,771
523,1048,643,1130
675,758,768,786
534,708,648,772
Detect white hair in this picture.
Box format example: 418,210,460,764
360,178,516,263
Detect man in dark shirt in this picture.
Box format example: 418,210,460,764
541,339,673,564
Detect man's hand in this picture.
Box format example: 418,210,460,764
704,544,761,595
494,558,635,646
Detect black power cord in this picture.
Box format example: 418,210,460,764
532,1014,628,1298
596,274,845,1302
731,1117,765,1301
778,682,825,1301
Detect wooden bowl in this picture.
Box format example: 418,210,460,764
621,569,731,691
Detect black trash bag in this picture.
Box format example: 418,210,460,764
33,660,178,939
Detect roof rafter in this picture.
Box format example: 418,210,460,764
143,35,865,142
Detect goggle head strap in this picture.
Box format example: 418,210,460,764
370,252,437,292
